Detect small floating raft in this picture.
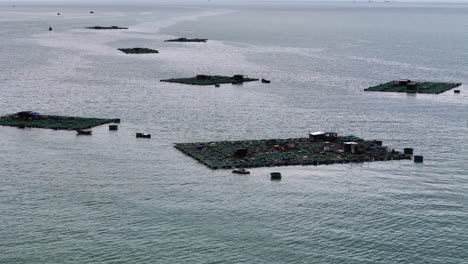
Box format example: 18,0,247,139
85,26,128,30
118,48,159,54
365,80,461,94
164,38,208,43
161,75,259,86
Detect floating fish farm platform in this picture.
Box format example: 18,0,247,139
161,75,259,86
365,80,461,94
85,26,128,30
175,134,412,170
165,38,208,43
0,111,120,130
118,48,159,54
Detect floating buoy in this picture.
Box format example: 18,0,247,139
49,27,52,31
215,84,220,88
90,11,94,14
109,125,118,131
414,155,424,163
57,13,60,15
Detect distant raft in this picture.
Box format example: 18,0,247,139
164,38,208,43
0,111,120,131
118,48,159,54
161,75,259,86
365,80,461,94
85,26,128,30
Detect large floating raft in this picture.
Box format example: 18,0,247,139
365,80,461,94
161,75,259,86
0,111,120,130
175,132,412,170
118,48,159,54
85,26,128,30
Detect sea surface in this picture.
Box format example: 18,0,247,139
0,1,467,263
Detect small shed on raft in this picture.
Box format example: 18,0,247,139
309,131,338,142
344,142,359,154
16,111,40,120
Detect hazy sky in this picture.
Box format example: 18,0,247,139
0,0,468,1
2,0,468,5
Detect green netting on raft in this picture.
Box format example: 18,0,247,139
365,81,461,94
161,75,259,86
174,136,410,170
0,114,117,130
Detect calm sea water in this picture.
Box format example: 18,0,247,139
1,2,467,263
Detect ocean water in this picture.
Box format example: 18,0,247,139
0,2,467,263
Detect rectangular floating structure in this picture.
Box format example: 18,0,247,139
164,38,208,43
161,75,259,86
365,80,461,94
85,26,128,30
118,48,159,54
0,112,120,130
174,136,411,170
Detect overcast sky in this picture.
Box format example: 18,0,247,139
0,0,468,1
2,0,468,5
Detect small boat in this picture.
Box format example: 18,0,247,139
232,168,250,174
76,129,92,135
215,84,220,87
270,172,282,180
136,132,151,138
261,78,271,83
